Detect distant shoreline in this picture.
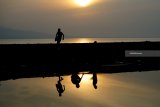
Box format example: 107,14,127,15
0,38,160,44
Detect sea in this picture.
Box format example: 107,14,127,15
0,37,160,44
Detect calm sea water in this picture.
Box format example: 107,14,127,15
0,71,160,107
0,38,160,44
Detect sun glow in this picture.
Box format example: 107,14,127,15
78,38,90,43
75,0,92,7
83,74,91,81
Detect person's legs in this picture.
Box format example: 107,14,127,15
57,39,61,44
57,40,60,44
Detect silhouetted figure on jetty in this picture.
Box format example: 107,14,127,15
92,73,98,89
94,41,97,43
56,76,65,97
55,28,64,44
71,73,84,88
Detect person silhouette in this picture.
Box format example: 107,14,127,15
92,72,98,89
56,76,65,97
55,28,64,44
71,73,84,88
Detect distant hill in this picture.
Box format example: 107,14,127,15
0,27,159,39
0,27,52,39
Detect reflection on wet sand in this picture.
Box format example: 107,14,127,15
54,73,98,96
71,73,84,88
92,72,98,89
56,76,65,97
0,71,160,107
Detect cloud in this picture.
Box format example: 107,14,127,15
0,0,160,37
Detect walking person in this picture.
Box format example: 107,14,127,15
55,28,64,44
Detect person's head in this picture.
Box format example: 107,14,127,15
59,93,62,97
58,28,61,32
93,84,97,89
76,84,80,88
94,41,97,43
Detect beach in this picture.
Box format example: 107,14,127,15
0,41,160,81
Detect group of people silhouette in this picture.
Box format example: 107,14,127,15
56,73,98,97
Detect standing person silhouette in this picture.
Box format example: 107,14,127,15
56,76,65,97
55,28,64,44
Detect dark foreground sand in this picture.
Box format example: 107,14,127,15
0,42,160,81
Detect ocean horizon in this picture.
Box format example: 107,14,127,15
0,37,160,44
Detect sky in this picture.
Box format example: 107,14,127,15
0,0,160,37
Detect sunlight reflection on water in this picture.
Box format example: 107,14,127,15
0,71,160,107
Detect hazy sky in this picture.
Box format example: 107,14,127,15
0,0,160,37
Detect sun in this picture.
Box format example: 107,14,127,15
78,38,90,43
75,0,92,7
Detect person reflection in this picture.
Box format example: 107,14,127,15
71,73,84,88
56,76,65,97
92,72,98,89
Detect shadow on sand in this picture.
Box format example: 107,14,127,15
0,59,160,82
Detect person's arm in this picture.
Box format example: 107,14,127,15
63,85,65,91
56,32,58,37
80,73,84,82
56,84,59,91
